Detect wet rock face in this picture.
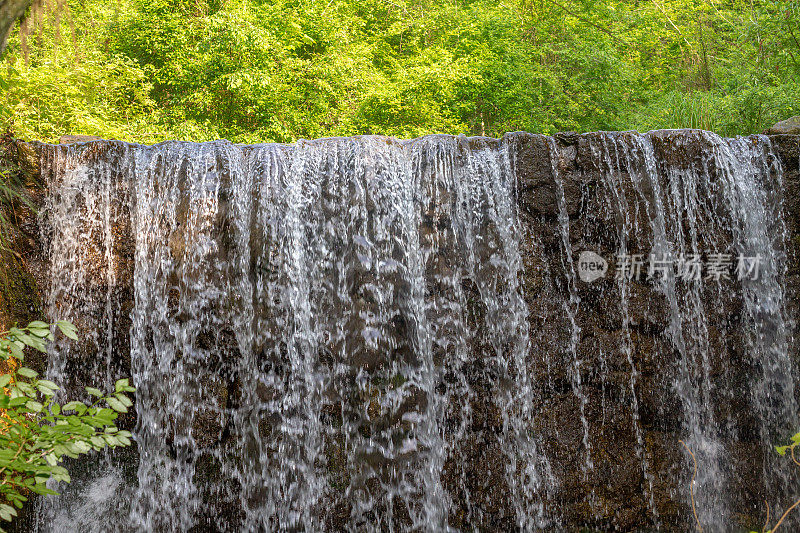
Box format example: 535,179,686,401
516,130,800,531
13,131,800,532
58,135,105,145
766,116,800,135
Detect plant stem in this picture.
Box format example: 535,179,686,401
772,497,800,533
680,439,703,532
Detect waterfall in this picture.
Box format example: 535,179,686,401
31,131,798,531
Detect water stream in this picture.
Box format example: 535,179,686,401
31,131,797,531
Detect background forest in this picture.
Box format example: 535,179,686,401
0,0,799,144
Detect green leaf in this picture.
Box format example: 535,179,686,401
37,379,59,390
115,393,133,407
106,397,128,413
28,328,50,338
115,378,130,393
33,487,60,496
8,342,23,360
0,503,17,521
17,334,46,352
37,380,59,396
8,396,28,407
56,321,79,341
85,387,103,398
62,401,87,414
776,445,788,456
791,432,800,444
1,323,140,521
16,382,36,397
95,408,116,421
73,441,91,454
51,469,70,483
27,321,49,330
37,384,56,396
16,367,38,379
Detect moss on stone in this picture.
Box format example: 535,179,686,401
0,252,46,373
0,253,41,323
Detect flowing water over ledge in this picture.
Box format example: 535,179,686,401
21,131,800,531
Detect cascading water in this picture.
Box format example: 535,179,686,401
29,131,799,532
34,135,552,531
547,138,595,503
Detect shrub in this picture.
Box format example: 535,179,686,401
0,320,134,530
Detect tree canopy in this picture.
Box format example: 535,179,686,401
1,0,798,143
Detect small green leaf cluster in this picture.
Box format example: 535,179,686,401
0,320,135,530
774,431,800,458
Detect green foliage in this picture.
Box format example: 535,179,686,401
774,431,800,457
0,0,798,142
0,320,135,531
761,431,800,532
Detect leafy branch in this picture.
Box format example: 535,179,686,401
0,320,135,530
765,434,800,532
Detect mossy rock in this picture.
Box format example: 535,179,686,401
0,253,47,372
0,254,41,322
766,116,800,135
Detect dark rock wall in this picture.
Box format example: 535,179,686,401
3,131,799,531
514,131,800,530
